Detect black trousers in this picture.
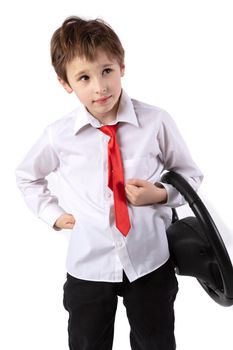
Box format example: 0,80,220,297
63,258,178,350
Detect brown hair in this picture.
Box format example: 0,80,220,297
50,16,125,84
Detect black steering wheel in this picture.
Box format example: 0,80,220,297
162,171,233,307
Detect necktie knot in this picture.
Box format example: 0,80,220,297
100,125,118,150
99,124,118,138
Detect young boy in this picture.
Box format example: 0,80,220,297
16,16,203,350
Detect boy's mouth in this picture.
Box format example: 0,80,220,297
94,95,112,104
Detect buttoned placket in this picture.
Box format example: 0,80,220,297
100,131,137,281
102,134,113,203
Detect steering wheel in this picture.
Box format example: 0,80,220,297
162,171,233,307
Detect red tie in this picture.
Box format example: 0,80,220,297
99,124,131,236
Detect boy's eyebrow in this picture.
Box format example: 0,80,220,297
74,70,88,78
74,63,114,78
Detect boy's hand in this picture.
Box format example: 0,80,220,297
54,213,76,230
125,179,167,206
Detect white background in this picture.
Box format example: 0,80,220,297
1,0,233,349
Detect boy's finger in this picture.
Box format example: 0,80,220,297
65,214,76,223
125,184,138,194
126,178,146,187
65,222,75,229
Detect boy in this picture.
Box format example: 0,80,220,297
16,16,203,350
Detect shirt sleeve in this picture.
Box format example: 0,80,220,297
157,110,203,208
15,126,66,228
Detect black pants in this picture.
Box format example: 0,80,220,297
63,258,178,350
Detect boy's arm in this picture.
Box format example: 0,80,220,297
15,127,67,229
156,110,203,207
125,110,203,208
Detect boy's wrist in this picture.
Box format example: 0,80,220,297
154,182,168,204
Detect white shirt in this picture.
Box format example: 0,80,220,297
16,90,203,282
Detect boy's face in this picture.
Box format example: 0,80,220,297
59,49,125,124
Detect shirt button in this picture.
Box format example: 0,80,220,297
105,192,112,200
116,241,123,248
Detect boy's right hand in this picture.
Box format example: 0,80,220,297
54,213,76,230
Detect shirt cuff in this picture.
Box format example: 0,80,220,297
39,204,66,230
158,182,186,208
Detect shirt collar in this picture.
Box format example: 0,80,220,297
73,89,139,135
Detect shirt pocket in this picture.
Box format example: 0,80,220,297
123,155,150,180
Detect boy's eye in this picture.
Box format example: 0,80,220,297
79,75,89,81
103,68,112,75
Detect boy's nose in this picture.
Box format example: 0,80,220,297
94,79,107,95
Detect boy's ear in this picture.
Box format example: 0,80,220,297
120,63,125,77
57,77,73,94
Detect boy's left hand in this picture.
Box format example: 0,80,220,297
125,179,167,206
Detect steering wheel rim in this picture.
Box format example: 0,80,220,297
162,171,233,306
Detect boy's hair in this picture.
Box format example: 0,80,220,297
51,16,125,84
